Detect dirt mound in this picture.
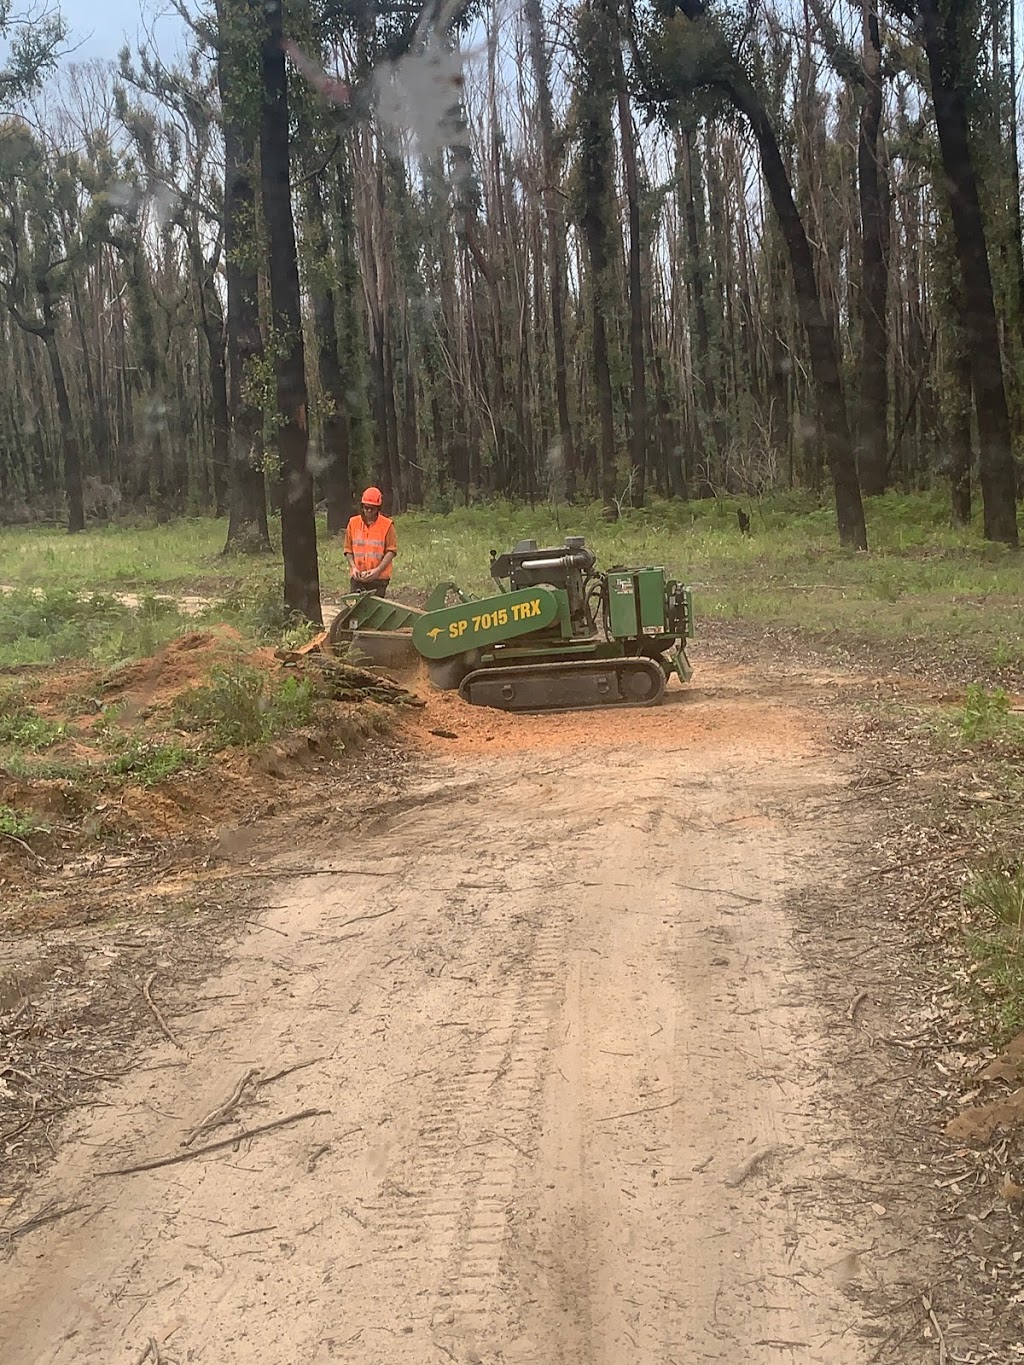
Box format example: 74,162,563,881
98,628,263,715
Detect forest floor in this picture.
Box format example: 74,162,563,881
1,507,1024,1362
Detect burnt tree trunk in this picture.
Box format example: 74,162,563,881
578,1,618,515
525,0,577,500
920,0,1018,545
304,170,352,536
218,0,271,553
857,6,891,496
678,128,724,488
723,70,868,549
260,0,322,620
37,302,85,534
614,32,648,507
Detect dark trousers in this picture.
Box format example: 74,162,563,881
350,578,388,598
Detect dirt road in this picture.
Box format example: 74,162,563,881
1,668,928,1363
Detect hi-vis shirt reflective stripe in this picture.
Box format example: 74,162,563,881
344,514,397,578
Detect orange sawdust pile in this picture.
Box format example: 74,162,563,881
399,668,820,759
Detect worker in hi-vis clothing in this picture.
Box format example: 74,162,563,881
344,487,397,597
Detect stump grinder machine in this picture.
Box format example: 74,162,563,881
325,536,694,714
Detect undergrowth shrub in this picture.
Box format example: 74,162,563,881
173,665,316,748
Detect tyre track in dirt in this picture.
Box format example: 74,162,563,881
0,666,934,1363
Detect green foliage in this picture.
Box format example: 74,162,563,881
106,739,196,785
959,685,1024,745
0,803,48,838
173,665,316,749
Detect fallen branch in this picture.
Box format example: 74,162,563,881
595,1096,681,1124
244,919,289,938
847,990,869,1023
0,830,42,861
142,973,181,1049
183,1068,261,1147
99,1108,330,1177
724,1144,783,1189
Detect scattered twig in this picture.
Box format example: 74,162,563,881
3,1201,87,1242
847,990,869,1023
258,1057,321,1089
5,997,30,1026
99,1108,330,1177
244,920,289,938
1,1093,39,1142
724,1144,783,1189
183,1068,261,1147
922,1294,948,1365
226,1225,278,1238
595,1096,681,1124
237,866,397,878
675,884,763,905
0,830,43,861
142,972,181,1049
330,907,397,930
131,1341,154,1365
307,1142,331,1173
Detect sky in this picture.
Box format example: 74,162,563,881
59,0,187,66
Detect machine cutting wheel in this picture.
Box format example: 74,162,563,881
326,536,694,714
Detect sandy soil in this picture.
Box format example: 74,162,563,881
1,666,934,1363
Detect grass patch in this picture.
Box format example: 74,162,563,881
0,588,192,668
0,803,49,839
106,739,198,786
965,865,1024,1037
0,689,65,748
0,492,1020,662
173,665,317,749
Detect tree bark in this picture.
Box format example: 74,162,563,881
304,168,352,536
525,0,577,501
217,13,271,555
722,69,868,549
260,0,322,620
947,320,973,525
856,5,891,496
23,276,85,534
919,0,1019,545
578,0,618,514
678,127,724,488
40,320,85,534
614,30,648,507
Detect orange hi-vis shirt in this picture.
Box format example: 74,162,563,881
345,513,397,579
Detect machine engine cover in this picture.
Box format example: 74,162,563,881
412,586,561,659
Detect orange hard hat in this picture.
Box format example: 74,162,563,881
360,486,383,507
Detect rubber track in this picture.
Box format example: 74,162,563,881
458,657,666,714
